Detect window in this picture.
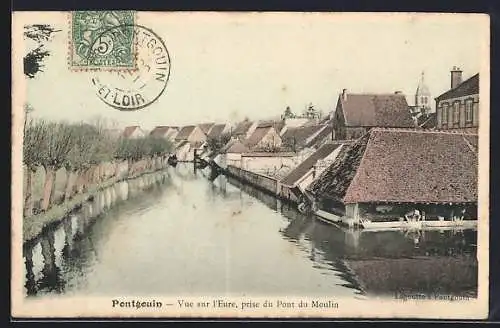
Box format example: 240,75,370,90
441,103,448,124
465,99,473,123
424,97,428,104
453,101,460,124
421,97,424,104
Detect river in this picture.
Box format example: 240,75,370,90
23,164,478,299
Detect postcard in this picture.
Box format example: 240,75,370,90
11,11,490,319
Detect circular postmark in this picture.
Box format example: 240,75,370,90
89,24,171,111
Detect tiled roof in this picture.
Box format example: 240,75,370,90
207,124,227,139
339,94,415,128
175,125,196,140
122,126,140,138
233,121,254,136
258,120,285,133
244,126,274,148
281,142,345,187
281,125,327,150
308,128,478,204
436,73,479,101
225,140,249,154
199,123,215,134
176,140,190,149
241,152,295,157
418,113,437,129
150,126,176,137
305,125,334,148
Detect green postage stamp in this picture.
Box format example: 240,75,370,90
70,11,136,70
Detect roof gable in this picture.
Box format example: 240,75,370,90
339,94,415,128
244,126,274,148
436,73,479,101
122,126,140,138
199,123,215,134
281,125,327,150
207,124,227,139
175,125,196,140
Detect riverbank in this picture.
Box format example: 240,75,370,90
23,166,168,244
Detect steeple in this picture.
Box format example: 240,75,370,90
416,71,430,96
415,71,432,114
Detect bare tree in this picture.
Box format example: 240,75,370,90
38,122,76,211
23,119,47,216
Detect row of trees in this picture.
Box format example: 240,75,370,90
23,118,173,217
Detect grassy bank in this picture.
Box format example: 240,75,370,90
23,166,167,244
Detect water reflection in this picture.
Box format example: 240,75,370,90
23,165,476,298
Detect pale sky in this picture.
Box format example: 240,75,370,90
16,12,489,130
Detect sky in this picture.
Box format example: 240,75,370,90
16,12,489,130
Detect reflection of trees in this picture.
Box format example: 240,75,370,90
23,245,37,296
36,232,64,294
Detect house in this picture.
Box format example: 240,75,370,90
243,124,282,151
279,141,348,203
213,138,250,169
283,117,311,128
304,124,335,148
240,151,296,177
280,125,329,152
233,120,258,141
332,89,416,140
174,125,207,145
308,128,478,227
149,126,179,141
175,140,192,162
207,123,231,140
257,119,287,136
435,67,479,132
198,123,215,136
122,126,146,139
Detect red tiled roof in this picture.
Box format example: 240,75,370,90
339,94,415,128
175,125,196,140
281,142,345,187
308,128,478,204
122,126,140,138
436,73,479,101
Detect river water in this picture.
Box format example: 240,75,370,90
23,164,478,299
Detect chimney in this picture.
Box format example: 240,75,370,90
342,89,348,101
450,66,463,89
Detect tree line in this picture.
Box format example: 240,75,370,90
23,118,173,217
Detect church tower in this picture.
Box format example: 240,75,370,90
415,71,432,115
